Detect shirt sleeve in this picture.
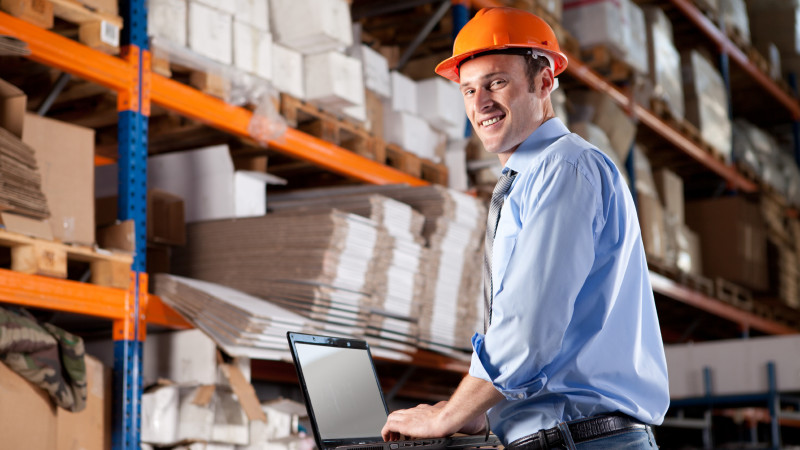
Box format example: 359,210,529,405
469,154,600,400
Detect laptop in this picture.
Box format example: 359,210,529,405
287,332,501,450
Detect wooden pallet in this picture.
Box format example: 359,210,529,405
715,277,754,311
280,94,448,183
581,44,635,83
0,229,132,289
649,98,728,163
50,0,123,55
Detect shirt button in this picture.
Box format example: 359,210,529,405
517,393,524,399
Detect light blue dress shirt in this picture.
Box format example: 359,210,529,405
469,118,670,444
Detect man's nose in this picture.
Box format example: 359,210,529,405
474,89,493,111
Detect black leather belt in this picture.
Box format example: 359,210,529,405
505,414,649,450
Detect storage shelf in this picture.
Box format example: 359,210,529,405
0,11,428,187
668,0,800,120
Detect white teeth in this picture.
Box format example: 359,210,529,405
482,117,501,126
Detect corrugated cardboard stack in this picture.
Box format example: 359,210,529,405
0,126,49,221
154,274,315,361
171,210,382,338
267,189,429,353
643,6,684,120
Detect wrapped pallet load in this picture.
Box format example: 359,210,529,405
562,0,627,58
644,6,684,120
681,50,732,162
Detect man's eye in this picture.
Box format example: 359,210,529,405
463,89,475,96
490,80,505,88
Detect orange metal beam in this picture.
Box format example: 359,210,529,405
669,0,800,120
150,74,429,186
0,268,128,320
0,12,132,92
564,52,759,193
650,271,797,335
146,294,193,329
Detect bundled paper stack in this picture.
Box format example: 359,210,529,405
268,190,429,354
0,127,50,220
154,274,314,361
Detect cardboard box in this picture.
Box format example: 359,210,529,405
652,169,684,225
272,43,305,99
563,0,626,57
389,71,417,114
675,224,702,276
0,360,58,450
382,108,438,160
416,77,466,139
269,0,353,54
644,6,684,120
233,22,272,80
188,1,232,65
360,44,391,99
142,384,180,445
97,219,135,252
148,189,186,246
23,113,95,245
0,77,26,137
622,0,648,75
56,355,112,450
637,192,666,262
0,212,53,240
235,0,269,31
569,90,636,162
685,196,768,291
682,50,731,161
148,0,187,47
304,51,365,109
0,0,54,29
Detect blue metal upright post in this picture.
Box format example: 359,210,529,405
113,0,150,448
767,362,780,450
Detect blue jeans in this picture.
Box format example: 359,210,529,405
556,423,658,449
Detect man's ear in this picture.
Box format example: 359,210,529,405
538,67,555,97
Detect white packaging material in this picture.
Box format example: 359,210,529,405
271,44,305,99
269,0,352,54
142,385,180,445
445,139,469,191
665,334,800,399
389,71,418,114
177,386,216,442
720,0,749,43
622,0,648,74
563,0,626,57
212,388,250,445
644,6,684,120
235,170,286,217
149,145,235,222
188,2,233,65
383,108,438,160
304,51,365,109
416,77,466,138
361,44,391,98
342,103,367,123
233,22,273,81
682,51,731,161
235,0,269,31
148,0,187,47
192,0,236,14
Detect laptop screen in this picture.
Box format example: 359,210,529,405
294,340,389,440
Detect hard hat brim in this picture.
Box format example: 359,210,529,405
435,44,568,83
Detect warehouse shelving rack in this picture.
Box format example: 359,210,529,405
0,0,798,447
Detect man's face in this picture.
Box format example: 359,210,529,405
459,54,544,156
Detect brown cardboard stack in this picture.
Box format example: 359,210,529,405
652,168,703,275
685,196,768,291
633,146,667,262
681,50,732,161
172,210,378,331
154,274,315,361
0,127,50,220
269,191,427,352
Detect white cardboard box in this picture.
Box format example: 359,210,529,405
304,51,365,109
142,385,180,445
233,22,273,80
192,0,236,14
563,0,626,57
416,77,465,136
361,44,391,98
269,0,352,54
188,2,233,65
389,71,417,114
383,108,438,160
235,0,269,31
148,0,187,46
622,0,648,75
272,43,305,99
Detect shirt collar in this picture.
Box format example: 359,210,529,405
503,117,570,175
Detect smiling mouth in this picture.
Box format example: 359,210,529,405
481,115,505,127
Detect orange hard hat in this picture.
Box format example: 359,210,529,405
435,7,568,83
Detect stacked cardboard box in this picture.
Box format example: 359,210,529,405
681,50,732,161
569,90,637,173
748,0,800,79
644,6,684,120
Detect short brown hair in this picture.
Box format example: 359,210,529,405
523,54,551,92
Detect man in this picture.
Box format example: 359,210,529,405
381,7,670,450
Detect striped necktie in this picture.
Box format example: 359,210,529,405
484,170,517,332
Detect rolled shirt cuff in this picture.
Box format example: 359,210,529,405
469,332,546,401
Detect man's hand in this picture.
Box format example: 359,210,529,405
381,401,451,441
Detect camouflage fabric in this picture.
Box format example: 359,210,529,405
0,306,87,412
